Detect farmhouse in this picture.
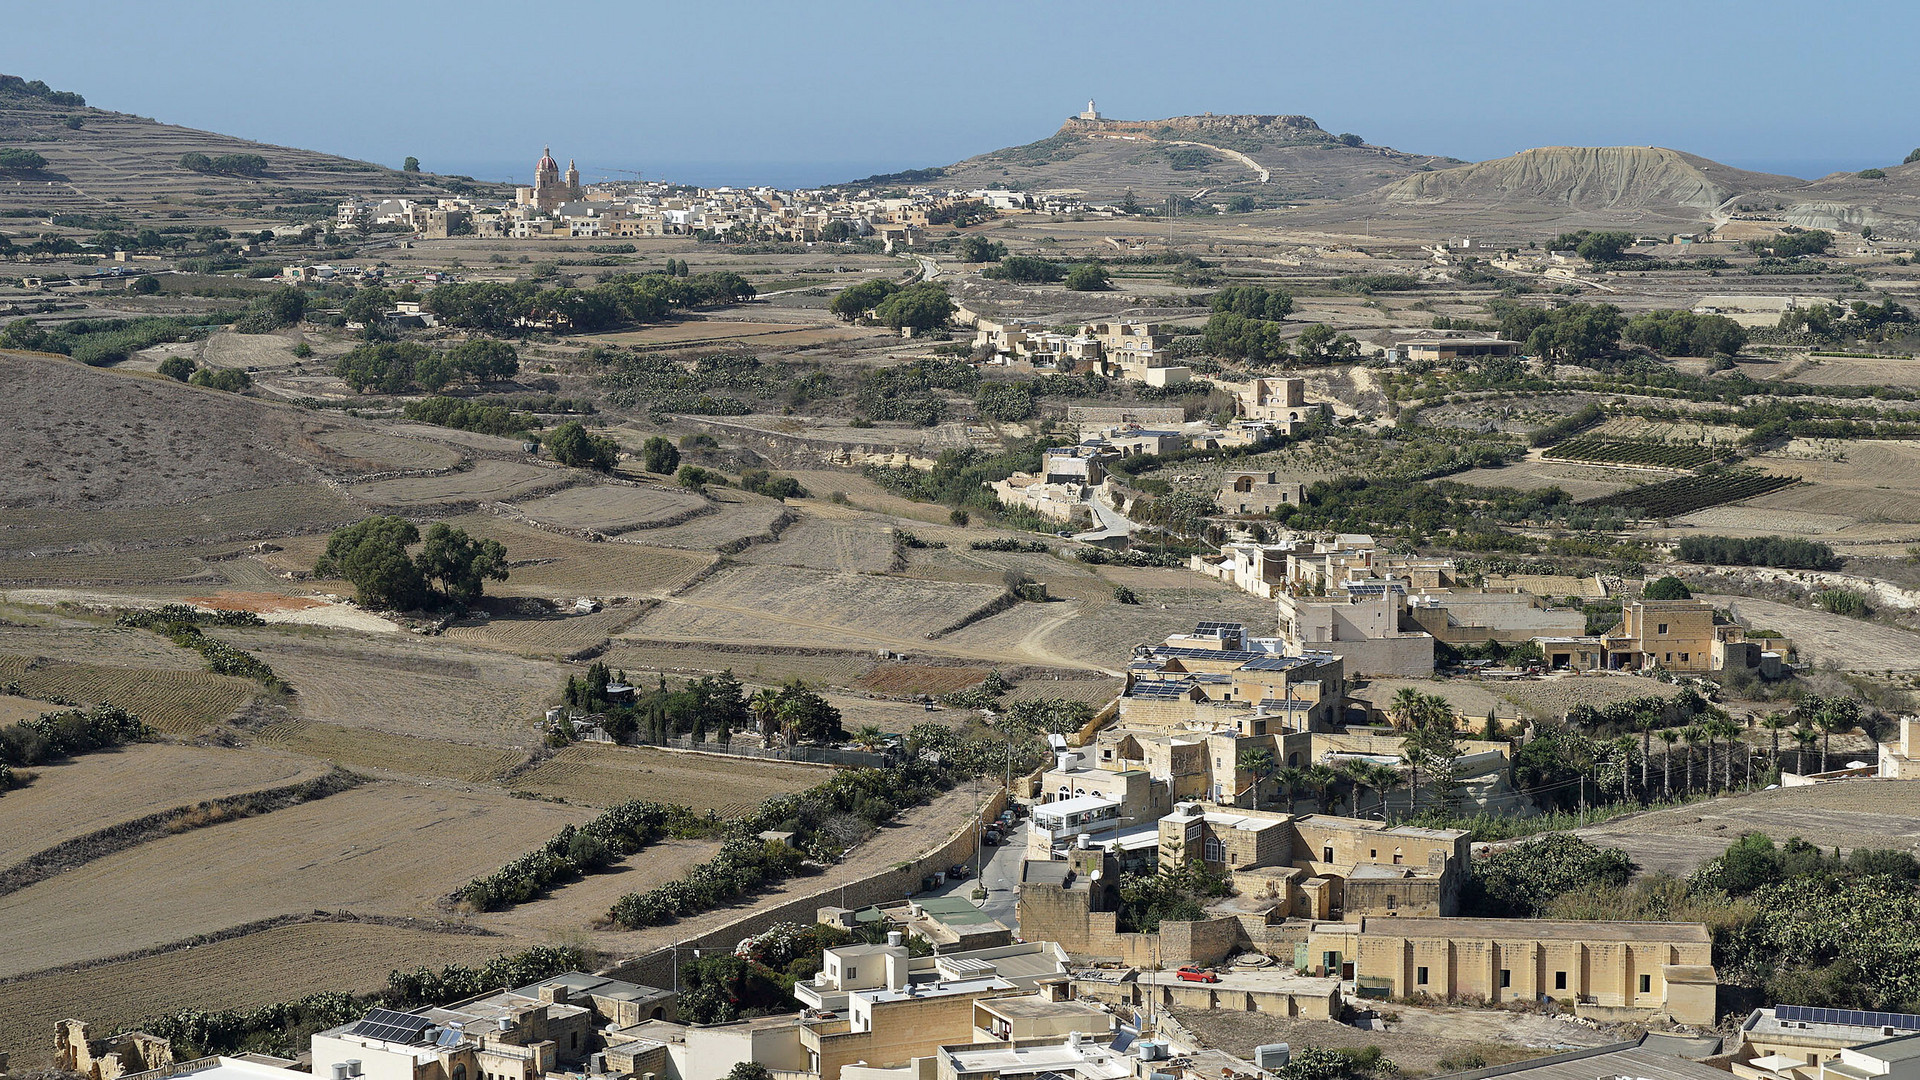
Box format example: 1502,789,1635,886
1393,337,1523,362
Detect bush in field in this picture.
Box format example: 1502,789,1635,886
1676,535,1841,571
547,420,619,471
190,366,251,392
1643,575,1693,600
157,355,196,382
641,435,680,474
1815,589,1871,617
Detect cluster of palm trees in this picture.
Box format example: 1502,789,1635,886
1236,748,1412,817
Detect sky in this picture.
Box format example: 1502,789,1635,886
9,0,1917,188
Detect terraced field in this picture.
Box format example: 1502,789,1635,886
0,484,356,554
511,484,708,533
0,920,512,1069
0,743,325,869
0,655,257,735
737,506,902,572
854,664,991,697
506,743,826,814
442,602,652,657
249,721,528,783
0,782,589,980
632,565,1006,649
308,427,464,471
614,488,790,549
436,515,716,598
597,642,874,687
349,460,566,507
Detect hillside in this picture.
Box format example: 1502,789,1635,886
0,80,498,219
1292,146,1805,236
1740,159,1920,236
867,112,1459,204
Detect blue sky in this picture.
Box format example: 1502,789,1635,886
10,0,1915,188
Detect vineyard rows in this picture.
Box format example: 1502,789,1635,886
0,655,255,734
1543,438,1715,470
1579,471,1798,517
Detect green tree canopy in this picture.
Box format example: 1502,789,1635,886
415,523,508,604
1575,231,1636,263
1469,833,1633,916
1210,284,1294,320
828,278,899,321
547,420,620,472
872,283,954,332
157,355,196,382
641,435,680,473
1064,263,1111,291
314,516,429,611
403,156,421,172
1643,575,1693,600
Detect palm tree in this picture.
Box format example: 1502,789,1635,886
852,724,887,752
1657,729,1680,799
1275,766,1306,813
1792,725,1819,775
1710,717,1741,791
1635,712,1657,800
1390,688,1424,732
748,688,781,738
1816,696,1861,774
1301,763,1340,813
1339,759,1391,817
1682,725,1707,794
1761,712,1794,773
1238,748,1278,809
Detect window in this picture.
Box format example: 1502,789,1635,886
1370,849,1377,860
571,1033,578,1050
1499,969,1511,988
845,965,857,979
1640,974,1652,994
1416,966,1429,986
1393,849,1403,865
1657,623,1668,635
1386,894,1396,909
1204,836,1226,863
1323,846,1334,862
1679,653,1689,663
1554,971,1567,990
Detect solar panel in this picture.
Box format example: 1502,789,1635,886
1776,1005,1920,1031
347,1007,435,1044
1110,1028,1137,1053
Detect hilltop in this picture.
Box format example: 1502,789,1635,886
856,112,1459,205
1286,145,1803,236
0,76,500,219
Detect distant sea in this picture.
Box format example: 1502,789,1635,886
424,159,917,190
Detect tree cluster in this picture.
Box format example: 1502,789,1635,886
461,799,699,911
1466,833,1634,916
1493,301,1624,361
423,271,753,334
1676,534,1841,570
1624,309,1748,357
401,396,536,438
1747,229,1833,258
178,152,269,177
0,74,85,105
333,337,519,393
1116,860,1232,932
314,517,506,611
0,703,150,789
547,419,621,471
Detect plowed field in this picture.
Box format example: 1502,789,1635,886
507,743,826,814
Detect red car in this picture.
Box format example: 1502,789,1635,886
1175,967,1220,983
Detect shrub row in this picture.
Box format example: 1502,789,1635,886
461,799,700,911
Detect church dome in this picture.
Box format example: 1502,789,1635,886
537,146,559,173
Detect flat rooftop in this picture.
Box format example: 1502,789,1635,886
1364,916,1711,944
978,995,1113,1022
1440,1043,1731,1080
943,1043,1133,1080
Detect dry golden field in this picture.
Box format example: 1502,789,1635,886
0,624,207,671
308,428,464,471
0,743,325,869
596,642,875,687
220,628,562,742
0,693,46,723
349,460,566,507
0,920,512,1068
437,514,716,598
248,721,527,783
0,654,257,735
471,837,723,941
631,565,1005,649
737,505,901,573
0,781,589,979
442,603,653,658
511,484,708,533
612,488,790,549
506,743,827,814
0,484,356,555
853,664,991,697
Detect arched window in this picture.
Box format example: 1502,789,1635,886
1203,836,1226,863
452,1066,467,1080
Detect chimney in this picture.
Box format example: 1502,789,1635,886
539,983,570,1005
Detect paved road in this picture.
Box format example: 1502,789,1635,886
1074,498,1140,543
932,821,1027,926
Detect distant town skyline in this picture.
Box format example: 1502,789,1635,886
11,0,1918,188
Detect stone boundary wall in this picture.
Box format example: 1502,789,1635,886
602,787,1007,989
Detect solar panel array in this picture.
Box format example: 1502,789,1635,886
347,1008,435,1044
1776,1005,1920,1031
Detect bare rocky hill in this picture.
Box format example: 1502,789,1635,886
1738,160,1920,236
0,85,497,218
869,113,1459,204
1291,146,1805,236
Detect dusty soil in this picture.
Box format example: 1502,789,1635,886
1705,594,1920,671
0,781,589,979
1576,779,1920,875
507,743,829,815
1172,999,1611,1077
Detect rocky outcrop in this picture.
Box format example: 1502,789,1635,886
1377,146,1793,214
1058,113,1330,141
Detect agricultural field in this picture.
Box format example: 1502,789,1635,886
0,654,258,735
510,484,708,533
0,782,589,980
1580,470,1799,516
308,428,464,471
1789,355,1920,389
0,623,208,671
0,919,513,1069
344,514,717,599
1576,779,1920,876
1587,415,1749,444
611,488,790,549
0,484,357,556
441,603,649,657
218,627,563,743
596,642,875,687
575,318,865,350
1443,459,1634,501
471,837,722,942
630,565,1007,650
0,693,46,723
1352,676,1682,724
737,505,903,573
1000,676,1124,707
853,664,992,697
1540,438,1714,470
505,743,827,814
1706,595,1920,672
248,721,527,783
0,743,326,869
349,460,567,507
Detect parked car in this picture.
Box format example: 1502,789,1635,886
950,863,970,879
1175,967,1220,983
